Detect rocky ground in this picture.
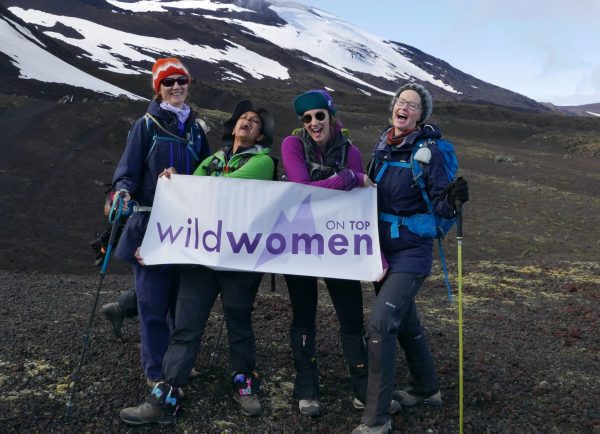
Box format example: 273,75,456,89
1,260,599,433
2,94,600,433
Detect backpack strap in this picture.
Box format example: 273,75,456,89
144,113,202,163
144,113,187,142
373,160,411,183
410,140,453,302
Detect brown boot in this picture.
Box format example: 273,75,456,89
119,383,181,425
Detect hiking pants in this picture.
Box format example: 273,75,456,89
361,272,439,427
162,266,262,387
117,286,138,318
133,264,179,382
285,274,367,401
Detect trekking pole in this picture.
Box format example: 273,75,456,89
456,201,464,434
209,315,226,367
65,192,127,420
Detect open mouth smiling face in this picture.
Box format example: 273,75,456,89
302,109,331,146
234,111,263,142
392,90,422,134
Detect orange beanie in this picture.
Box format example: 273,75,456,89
151,57,190,94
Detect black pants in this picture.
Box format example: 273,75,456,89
285,274,367,401
161,266,262,387
361,272,439,426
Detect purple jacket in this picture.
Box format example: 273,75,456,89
281,123,365,190
368,125,456,276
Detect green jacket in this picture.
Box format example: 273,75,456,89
193,144,274,180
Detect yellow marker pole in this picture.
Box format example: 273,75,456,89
456,201,464,434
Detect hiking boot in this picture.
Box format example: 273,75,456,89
232,371,261,416
298,399,322,417
119,383,181,425
392,389,442,408
119,402,174,425
233,394,262,417
351,419,392,434
352,398,401,414
101,302,125,339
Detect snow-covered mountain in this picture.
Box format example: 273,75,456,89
0,0,546,110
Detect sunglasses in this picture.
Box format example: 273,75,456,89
301,111,327,124
161,76,189,87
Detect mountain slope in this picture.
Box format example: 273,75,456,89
0,6,144,99
0,0,547,111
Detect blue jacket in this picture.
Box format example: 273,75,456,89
368,125,455,276
112,99,210,263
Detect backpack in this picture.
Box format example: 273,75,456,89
143,113,204,163
288,128,351,181
374,136,458,301
411,138,458,237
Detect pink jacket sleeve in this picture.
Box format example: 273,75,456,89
281,135,365,190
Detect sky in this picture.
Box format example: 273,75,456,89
292,0,600,106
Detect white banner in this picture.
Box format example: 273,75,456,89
140,175,382,281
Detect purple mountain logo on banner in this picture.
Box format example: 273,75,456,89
254,194,318,268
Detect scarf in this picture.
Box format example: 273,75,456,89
160,101,191,125
387,127,417,146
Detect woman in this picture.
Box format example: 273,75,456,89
111,57,210,387
119,100,275,424
281,89,372,417
352,83,469,434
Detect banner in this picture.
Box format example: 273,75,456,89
140,175,382,281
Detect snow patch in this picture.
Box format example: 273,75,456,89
9,7,289,80
4,16,45,46
105,0,253,13
0,17,144,99
204,6,459,95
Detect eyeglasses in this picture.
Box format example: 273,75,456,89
395,97,421,111
301,111,327,124
161,76,189,87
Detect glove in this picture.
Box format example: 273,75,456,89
114,189,131,211
447,177,469,205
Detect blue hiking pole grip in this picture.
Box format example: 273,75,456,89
101,192,128,275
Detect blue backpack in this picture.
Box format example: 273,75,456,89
412,138,458,301
375,137,458,301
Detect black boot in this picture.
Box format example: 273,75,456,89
397,329,439,398
361,333,397,427
119,382,182,425
101,302,125,339
341,333,368,404
290,327,321,416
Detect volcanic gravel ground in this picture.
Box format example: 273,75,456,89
1,260,599,433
